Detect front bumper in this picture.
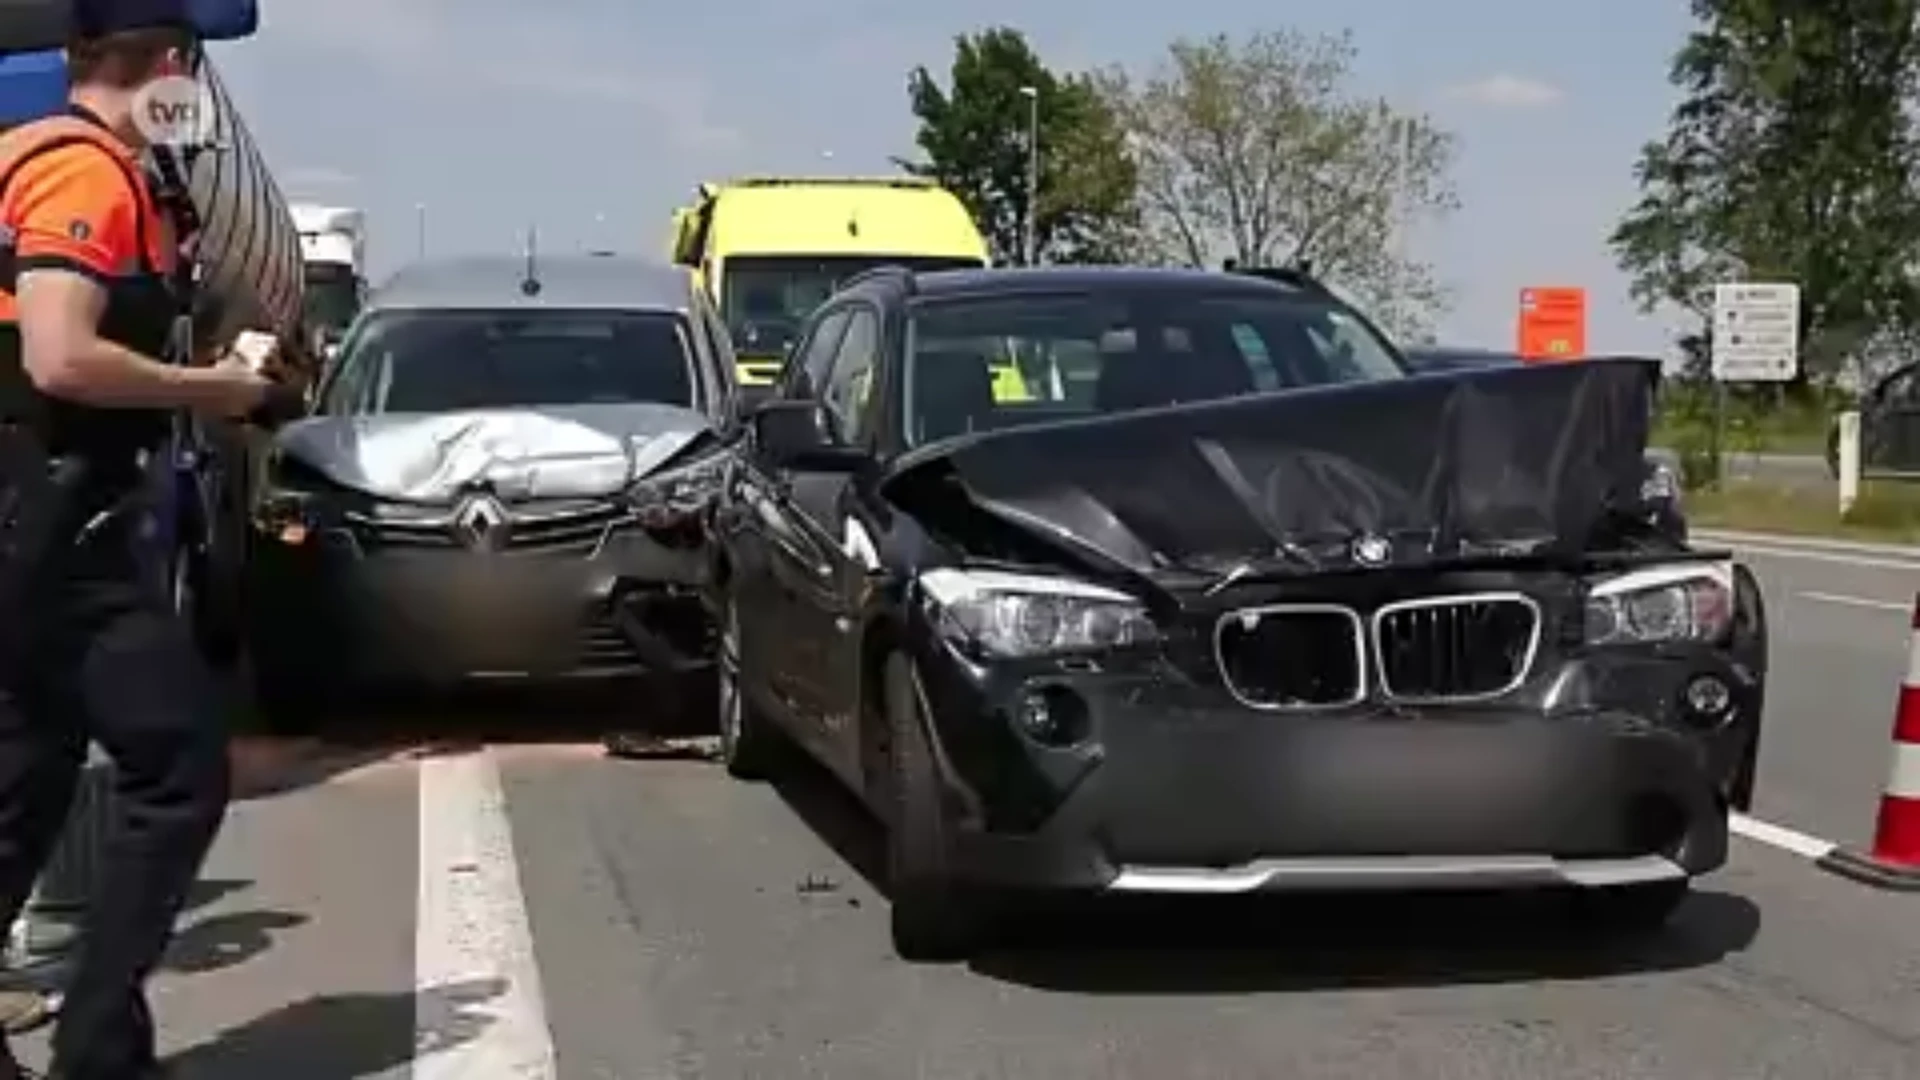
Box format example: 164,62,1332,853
911,641,1749,896
247,521,713,687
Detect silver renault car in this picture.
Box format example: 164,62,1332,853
241,253,740,726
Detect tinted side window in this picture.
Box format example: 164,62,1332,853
1229,323,1280,391
823,307,880,442
786,309,849,399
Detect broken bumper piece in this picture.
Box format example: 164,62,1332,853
248,521,714,686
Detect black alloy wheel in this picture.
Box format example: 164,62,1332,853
881,650,995,962
717,595,779,780
243,607,332,737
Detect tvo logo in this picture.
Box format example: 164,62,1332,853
131,75,217,148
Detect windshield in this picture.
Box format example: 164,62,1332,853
303,262,361,339
903,288,1407,445
325,308,696,414
720,254,982,357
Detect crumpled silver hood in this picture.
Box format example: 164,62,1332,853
273,403,715,502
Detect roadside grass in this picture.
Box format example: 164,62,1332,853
1687,479,1920,544
1651,409,1829,457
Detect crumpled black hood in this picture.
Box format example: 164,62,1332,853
882,358,1659,578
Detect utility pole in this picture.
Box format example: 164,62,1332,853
414,202,426,261
1019,85,1038,266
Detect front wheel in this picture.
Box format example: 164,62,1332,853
246,627,337,736
250,665,328,736
881,651,995,962
716,596,780,780
175,545,243,671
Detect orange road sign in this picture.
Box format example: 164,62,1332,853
1517,286,1585,361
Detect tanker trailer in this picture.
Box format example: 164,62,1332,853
168,59,306,371
154,54,311,667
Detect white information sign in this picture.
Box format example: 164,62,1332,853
1711,282,1800,381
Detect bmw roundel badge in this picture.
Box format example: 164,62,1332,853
1352,533,1391,566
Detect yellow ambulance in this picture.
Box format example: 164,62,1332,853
667,176,1025,399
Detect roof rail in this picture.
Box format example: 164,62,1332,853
839,262,918,295
1224,260,1333,295
729,175,938,190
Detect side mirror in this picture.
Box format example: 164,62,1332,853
751,400,865,472
732,383,774,425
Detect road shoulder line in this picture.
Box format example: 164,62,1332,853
1694,529,1920,560
1798,591,1911,612
416,746,557,1078
1730,811,1836,861
1703,540,1920,571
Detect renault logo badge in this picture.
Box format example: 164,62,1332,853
1352,533,1391,566
453,496,510,551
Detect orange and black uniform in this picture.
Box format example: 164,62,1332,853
0,105,227,1080
0,106,179,458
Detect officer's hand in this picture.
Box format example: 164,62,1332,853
194,355,274,419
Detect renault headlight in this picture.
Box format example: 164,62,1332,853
255,455,338,536
919,568,1157,659
1585,561,1733,645
628,452,727,512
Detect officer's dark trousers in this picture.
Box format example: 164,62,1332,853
0,476,229,1077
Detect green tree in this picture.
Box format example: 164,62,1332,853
1611,0,1920,387
902,27,1139,264
1094,30,1458,338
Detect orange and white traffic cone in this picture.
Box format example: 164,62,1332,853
1821,592,1920,889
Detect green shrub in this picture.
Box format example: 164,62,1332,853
1664,415,1721,492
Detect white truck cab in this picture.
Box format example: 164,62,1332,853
291,203,366,358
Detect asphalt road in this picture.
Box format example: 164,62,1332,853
7,529,1919,1078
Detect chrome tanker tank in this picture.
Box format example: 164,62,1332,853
168,58,305,356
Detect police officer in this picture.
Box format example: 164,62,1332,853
0,3,279,1076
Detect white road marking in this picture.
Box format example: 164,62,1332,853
1799,591,1911,612
416,747,556,1078
1730,811,1837,860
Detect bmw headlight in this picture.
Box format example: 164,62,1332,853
918,568,1157,659
1584,561,1733,645
1641,460,1681,507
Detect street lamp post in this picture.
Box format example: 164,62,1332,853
415,202,427,261
1019,85,1038,266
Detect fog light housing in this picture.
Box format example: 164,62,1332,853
1682,674,1732,726
1010,685,1090,747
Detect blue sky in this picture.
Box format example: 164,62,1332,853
214,0,1697,355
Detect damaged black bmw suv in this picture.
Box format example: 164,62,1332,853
709,265,1767,961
